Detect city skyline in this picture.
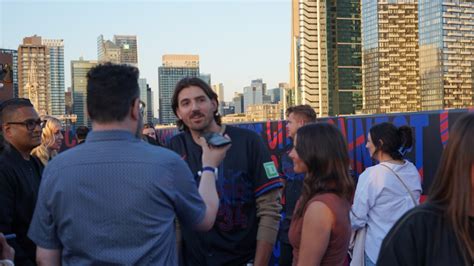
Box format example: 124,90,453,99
1,1,290,105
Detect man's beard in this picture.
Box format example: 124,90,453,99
188,110,212,132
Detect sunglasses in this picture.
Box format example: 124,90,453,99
5,118,45,131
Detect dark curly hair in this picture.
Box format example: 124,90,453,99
171,77,221,131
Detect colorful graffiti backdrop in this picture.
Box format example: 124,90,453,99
153,109,471,195
60,108,473,265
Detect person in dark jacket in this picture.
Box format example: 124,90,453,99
378,112,474,265
75,125,89,145
280,105,316,266
142,123,161,146
0,98,44,265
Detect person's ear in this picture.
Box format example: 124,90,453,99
131,98,140,120
2,124,12,138
211,98,218,113
298,119,305,127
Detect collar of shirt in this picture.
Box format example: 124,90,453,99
86,130,138,143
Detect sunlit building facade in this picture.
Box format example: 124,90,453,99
42,39,65,116
291,0,362,116
419,0,474,110
362,0,420,114
113,35,138,66
18,35,50,115
158,55,200,124
246,103,283,122
71,57,98,127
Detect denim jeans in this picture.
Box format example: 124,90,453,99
365,252,376,266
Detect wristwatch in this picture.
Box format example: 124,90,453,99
198,166,218,180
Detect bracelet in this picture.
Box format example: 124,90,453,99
0,259,14,266
198,166,218,180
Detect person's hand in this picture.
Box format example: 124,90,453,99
196,134,231,168
0,233,14,260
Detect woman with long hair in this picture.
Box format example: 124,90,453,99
31,116,63,166
288,123,354,265
350,122,422,265
378,113,474,265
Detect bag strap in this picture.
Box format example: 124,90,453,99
379,163,418,206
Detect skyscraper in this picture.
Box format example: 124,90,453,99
18,35,50,115
138,78,148,121
97,35,121,64
42,39,65,116
97,34,138,65
71,57,98,127
146,84,154,124
419,0,474,110
267,88,282,103
113,35,138,65
0,49,18,98
362,0,420,114
65,87,73,115
291,0,362,116
158,54,200,124
199,73,211,86
232,92,244,114
289,0,300,108
212,83,224,114
212,83,224,102
243,79,267,112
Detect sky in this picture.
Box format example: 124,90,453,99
0,0,290,113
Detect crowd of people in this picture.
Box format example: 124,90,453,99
0,63,472,266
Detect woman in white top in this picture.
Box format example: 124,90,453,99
350,122,422,265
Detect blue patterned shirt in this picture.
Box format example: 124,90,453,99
29,130,206,265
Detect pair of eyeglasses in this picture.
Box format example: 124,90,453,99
139,100,146,117
6,118,45,131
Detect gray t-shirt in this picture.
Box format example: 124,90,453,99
28,130,206,265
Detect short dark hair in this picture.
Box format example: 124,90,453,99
75,126,89,140
0,98,34,152
0,98,34,126
369,122,413,160
171,77,221,131
87,63,140,123
286,105,317,122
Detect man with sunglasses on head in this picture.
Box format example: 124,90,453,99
28,63,225,265
0,98,44,265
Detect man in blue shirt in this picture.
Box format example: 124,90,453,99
28,64,229,265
